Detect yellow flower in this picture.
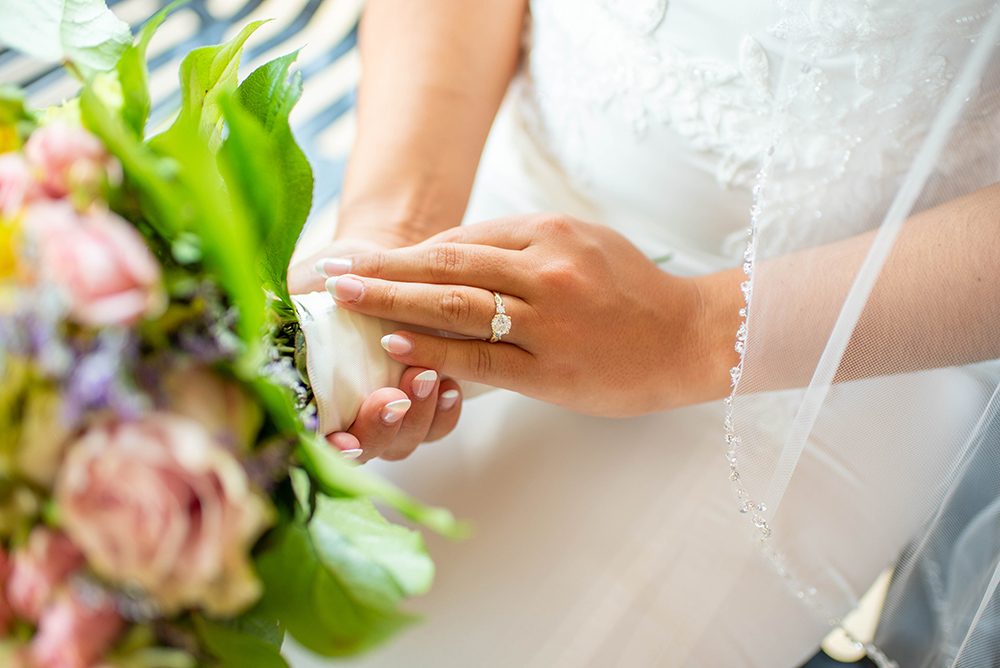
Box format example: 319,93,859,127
0,220,18,280
0,125,17,154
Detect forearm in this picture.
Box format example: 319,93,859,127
694,182,1000,399
337,0,528,247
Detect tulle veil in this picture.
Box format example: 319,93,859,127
728,1,1000,665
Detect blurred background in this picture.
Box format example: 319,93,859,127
0,0,362,234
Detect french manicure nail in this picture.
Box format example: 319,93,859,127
412,370,438,400
381,398,411,424
438,389,460,411
341,448,363,461
315,258,353,276
327,275,364,303
380,334,414,355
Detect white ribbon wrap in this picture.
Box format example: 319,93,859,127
291,291,490,435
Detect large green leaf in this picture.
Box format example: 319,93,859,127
81,84,266,364
0,0,131,76
116,0,187,138
194,614,289,668
296,433,467,538
252,518,416,657
220,51,313,308
79,83,183,238
152,20,266,152
309,495,434,610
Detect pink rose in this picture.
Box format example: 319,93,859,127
22,200,162,327
7,529,84,623
0,546,12,636
27,586,123,668
0,153,38,219
23,124,113,200
55,413,273,616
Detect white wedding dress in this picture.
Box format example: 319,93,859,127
287,1,1000,666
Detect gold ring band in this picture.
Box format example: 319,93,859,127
489,292,511,343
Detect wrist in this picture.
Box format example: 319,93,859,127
688,268,744,404
337,182,465,250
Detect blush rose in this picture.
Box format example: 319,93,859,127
22,200,162,327
55,413,273,616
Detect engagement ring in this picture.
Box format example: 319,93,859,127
490,292,511,343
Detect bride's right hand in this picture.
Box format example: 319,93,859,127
289,236,465,463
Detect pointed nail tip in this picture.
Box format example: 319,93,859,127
385,398,412,410
414,369,438,382
315,259,327,274
440,389,460,400
341,448,363,460
380,334,393,351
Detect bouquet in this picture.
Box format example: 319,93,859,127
0,2,460,667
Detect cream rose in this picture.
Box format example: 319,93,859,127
22,200,162,327
55,413,273,616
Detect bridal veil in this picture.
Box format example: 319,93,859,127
730,1,1000,665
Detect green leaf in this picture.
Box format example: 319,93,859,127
221,51,314,308
0,85,34,151
79,83,181,238
296,433,468,539
80,84,266,361
253,522,415,657
152,20,267,152
194,614,289,668
0,0,131,76
116,0,187,137
236,50,303,133
0,85,30,126
289,466,313,517
309,495,434,609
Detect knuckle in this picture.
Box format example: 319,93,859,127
439,288,472,325
430,244,463,281
381,281,400,311
472,345,495,381
540,258,582,291
361,250,387,278
539,214,576,238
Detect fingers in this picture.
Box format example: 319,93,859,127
325,370,463,464
380,330,534,388
328,274,530,346
379,367,441,461
425,379,462,442
287,238,388,295
330,243,530,295
331,387,412,463
421,213,553,249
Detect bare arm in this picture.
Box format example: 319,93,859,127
695,182,1000,399
338,0,528,248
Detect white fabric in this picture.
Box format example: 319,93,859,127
292,292,491,433
287,0,1000,666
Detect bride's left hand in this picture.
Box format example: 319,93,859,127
325,213,738,417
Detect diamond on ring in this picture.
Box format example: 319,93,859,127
490,292,511,343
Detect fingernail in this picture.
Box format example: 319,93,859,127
380,334,414,355
438,389,460,411
381,398,411,424
327,275,364,303
412,370,438,400
315,258,353,276
341,448,363,461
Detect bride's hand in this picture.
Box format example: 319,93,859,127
288,236,465,463
325,214,739,417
